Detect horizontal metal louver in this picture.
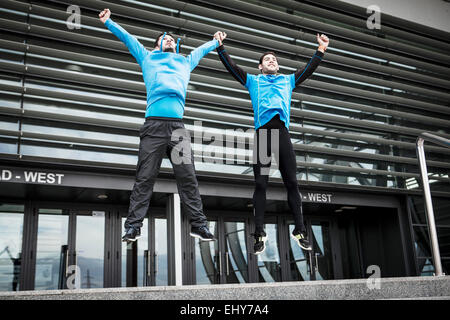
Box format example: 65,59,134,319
0,0,449,193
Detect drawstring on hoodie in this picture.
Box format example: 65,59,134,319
176,38,181,53
158,32,166,52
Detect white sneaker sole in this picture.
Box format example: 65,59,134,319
122,235,141,242
254,236,267,255
291,234,312,251
190,232,215,241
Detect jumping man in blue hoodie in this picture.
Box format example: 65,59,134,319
99,9,220,242
215,31,330,254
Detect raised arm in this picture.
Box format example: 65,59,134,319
99,9,148,65
187,37,220,72
215,32,248,87
294,33,329,86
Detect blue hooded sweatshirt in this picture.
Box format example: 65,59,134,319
216,45,323,130
105,19,219,118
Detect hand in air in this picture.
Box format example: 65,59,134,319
99,8,111,24
316,33,329,52
214,31,227,46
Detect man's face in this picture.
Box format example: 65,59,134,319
157,35,176,53
259,54,279,74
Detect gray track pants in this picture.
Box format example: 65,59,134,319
125,117,207,229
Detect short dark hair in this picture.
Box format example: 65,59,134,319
154,32,176,48
259,51,277,64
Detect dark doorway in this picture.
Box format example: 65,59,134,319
337,206,406,279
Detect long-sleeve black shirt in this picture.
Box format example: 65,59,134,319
216,45,324,129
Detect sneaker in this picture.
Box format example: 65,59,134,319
252,232,267,255
122,227,141,242
190,226,215,241
291,231,312,251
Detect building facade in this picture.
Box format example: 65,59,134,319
0,0,449,291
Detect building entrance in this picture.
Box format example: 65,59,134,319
120,210,168,287
190,215,252,285
34,207,106,290
0,186,411,291
287,219,335,281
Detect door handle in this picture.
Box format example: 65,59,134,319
307,251,313,275
147,252,151,277
73,252,78,281
315,253,319,273
218,252,222,276
154,252,158,275
65,248,69,276
225,252,229,276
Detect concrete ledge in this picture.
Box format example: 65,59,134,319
0,276,449,300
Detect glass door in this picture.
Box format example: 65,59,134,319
193,217,251,285
194,220,220,284
287,219,335,281
35,208,106,290
121,217,149,287
74,210,105,288
0,204,25,292
34,208,70,290
256,223,282,282
121,213,168,287
223,220,250,284
287,223,311,282
152,217,168,286
310,221,334,280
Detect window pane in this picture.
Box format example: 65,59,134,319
195,221,219,284
257,224,282,282
76,213,105,289
224,221,249,283
35,209,69,290
0,204,24,292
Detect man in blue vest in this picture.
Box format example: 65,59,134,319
99,9,221,242
215,31,330,254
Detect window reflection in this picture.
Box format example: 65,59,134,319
21,123,139,147
20,144,138,166
35,209,69,290
76,213,105,289
0,142,18,155
23,100,142,125
288,225,310,281
0,120,19,131
257,224,281,282
0,204,24,292
121,218,148,287
302,102,390,125
311,224,334,280
195,221,219,284
224,222,249,284
154,218,168,286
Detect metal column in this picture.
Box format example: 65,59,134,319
416,132,450,277
167,193,183,286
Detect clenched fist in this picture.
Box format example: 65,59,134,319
99,8,111,24
316,33,329,52
214,31,227,46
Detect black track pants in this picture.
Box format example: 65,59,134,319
253,115,306,235
125,117,207,229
